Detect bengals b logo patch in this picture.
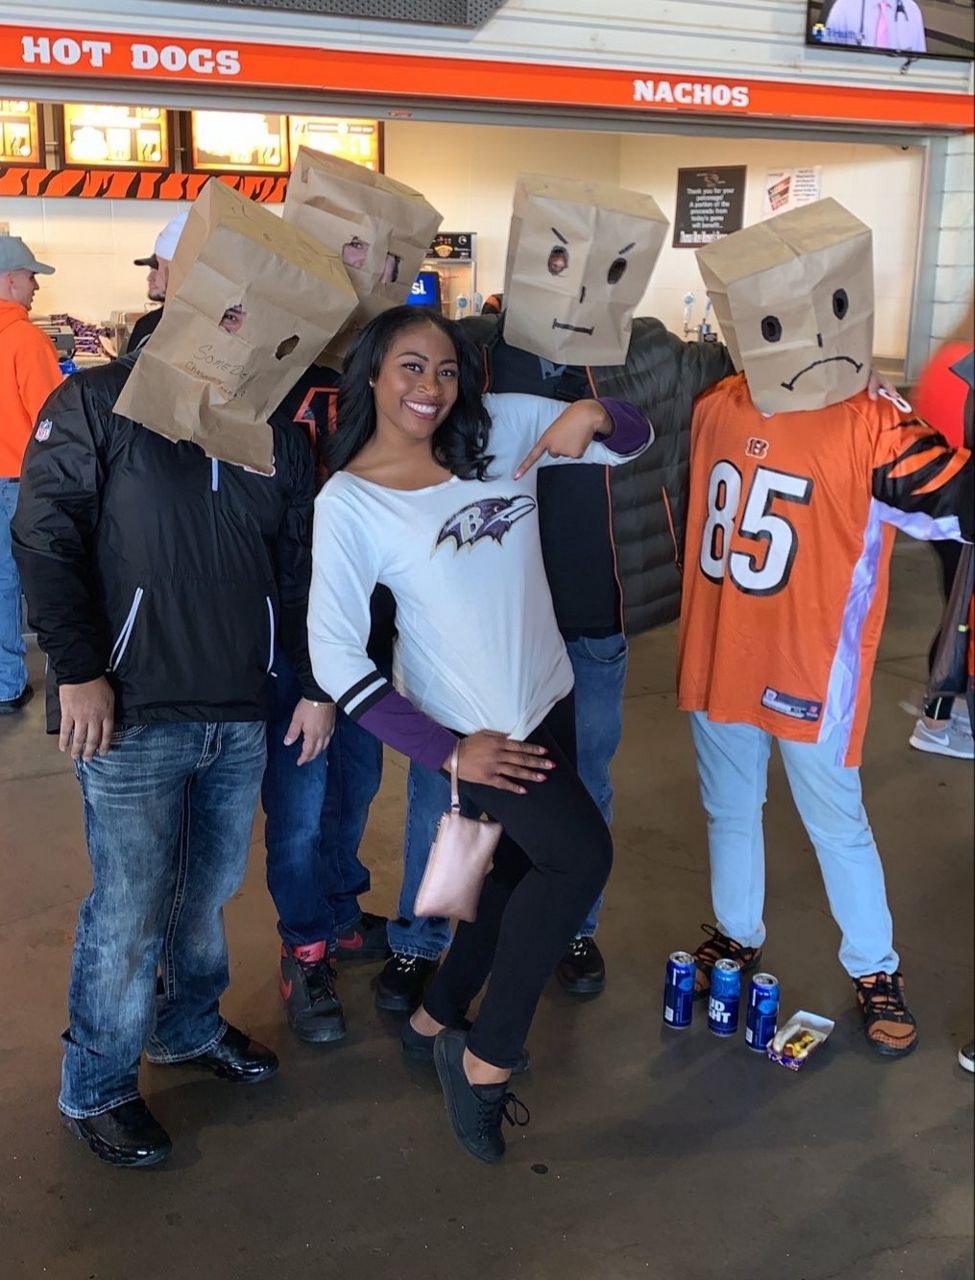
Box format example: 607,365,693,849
745,437,769,459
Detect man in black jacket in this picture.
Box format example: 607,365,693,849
12,344,334,1168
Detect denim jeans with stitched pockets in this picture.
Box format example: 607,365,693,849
0,478,28,701
59,719,267,1119
263,647,384,948
391,630,628,958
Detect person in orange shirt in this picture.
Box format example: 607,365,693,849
0,236,62,714
679,201,972,1060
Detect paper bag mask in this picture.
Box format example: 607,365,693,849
695,197,873,414
115,180,357,473
502,174,669,365
283,147,442,359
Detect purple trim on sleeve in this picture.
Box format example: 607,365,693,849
357,688,458,771
595,398,652,455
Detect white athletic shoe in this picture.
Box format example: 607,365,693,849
909,717,974,760
959,1042,974,1074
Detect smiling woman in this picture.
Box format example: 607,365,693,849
308,304,652,1164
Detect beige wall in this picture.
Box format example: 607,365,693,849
618,133,926,359
2,119,927,360
383,122,624,313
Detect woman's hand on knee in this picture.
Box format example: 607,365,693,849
453,731,554,793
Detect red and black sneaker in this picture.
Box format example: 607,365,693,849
279,941,346,1044
334,911,391,963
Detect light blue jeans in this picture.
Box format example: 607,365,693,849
390,631,628,957
689,712,899,978
0,479,28,701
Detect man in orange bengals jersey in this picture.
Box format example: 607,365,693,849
677,200,973,1059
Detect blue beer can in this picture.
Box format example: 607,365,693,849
663,951,695,1029
707,958,741,1036
745,972,780,1052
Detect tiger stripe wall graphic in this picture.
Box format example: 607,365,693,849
0,167,287,201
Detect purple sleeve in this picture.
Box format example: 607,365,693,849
596,397,652,456
358,688,458,772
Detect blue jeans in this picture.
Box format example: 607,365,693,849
565,632,628,936
263,649,383,948
0,479,28,701
689,712,899,978
60,720,267,1118
393,631,628,957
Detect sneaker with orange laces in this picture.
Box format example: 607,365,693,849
853,971,918,1058
691,923,763,998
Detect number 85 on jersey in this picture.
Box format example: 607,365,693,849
700,462,814,597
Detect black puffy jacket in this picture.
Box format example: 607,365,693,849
12,352,328,731
462,315,734,636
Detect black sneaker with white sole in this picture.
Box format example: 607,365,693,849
374,952,437,1013
556,936,606,995
433,1028,529,1164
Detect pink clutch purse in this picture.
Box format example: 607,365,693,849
413,743,502,923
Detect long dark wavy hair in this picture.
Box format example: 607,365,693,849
327,305,494,481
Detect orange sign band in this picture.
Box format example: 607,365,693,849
0,23,971,131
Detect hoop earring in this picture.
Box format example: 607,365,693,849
369,379,375,387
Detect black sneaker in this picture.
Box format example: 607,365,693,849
334,911,391,963
433,1028,529,1164
61,1097,172,1168
557,936,606,995
374,952,437,1013
280,941,346,1043
179,1024,279,1083
400,1017,533,1076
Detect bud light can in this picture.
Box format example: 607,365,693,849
663,951,695,1029
708,958,741,1036
745,973,780,1052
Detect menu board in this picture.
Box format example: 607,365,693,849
63,104,168,168
192,111,289,174
0,100,41,165
288,116,381,171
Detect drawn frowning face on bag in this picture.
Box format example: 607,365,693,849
501,174,669,366
695,198,874,414
283,147,442,357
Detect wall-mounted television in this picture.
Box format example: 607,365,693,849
405,270,443,311
807,1,975,60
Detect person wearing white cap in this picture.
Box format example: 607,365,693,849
125,211,188,353
0,235,62,714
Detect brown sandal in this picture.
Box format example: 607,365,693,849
854,971,918,1058
691,924,763,998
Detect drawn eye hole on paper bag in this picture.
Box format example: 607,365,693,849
283,147,443,361
113,179,358,474
501,173,669,367
695,197,874,415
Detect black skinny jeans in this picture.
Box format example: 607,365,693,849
422,693,613,1070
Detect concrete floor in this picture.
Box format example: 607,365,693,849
0,539,972,1280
